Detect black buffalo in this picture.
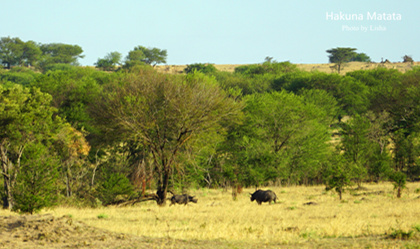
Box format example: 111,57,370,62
170,194,198,206
250,190,277,205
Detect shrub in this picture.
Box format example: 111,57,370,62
184,63,217,74
389,171,407,198
387,228,414,240
95,172,135,206
403,55,414,63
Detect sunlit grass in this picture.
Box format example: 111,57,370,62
1,182,420,246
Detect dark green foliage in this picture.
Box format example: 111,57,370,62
184,63,217,74
90,70,242,205
389,171,406,198
0,37,41,69
0,84,63,210
387,228,414,240
215,61,298,96
0,36,86,71
2,46,420,208
327,47,357,63
326,47,357,73
234,61,297,76
215,71,274,95
272,71,342,93
350,53,371,62
95,52,122,71
31,67,109,137
39,43,84,70
323,153,353,200
41,63,76,72
219,90,333,186
12,143,59,214
273,71,369,116
96,172,135,206
124,46,167,68
403,55,414,63
0,68,37,86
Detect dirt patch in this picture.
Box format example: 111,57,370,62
0,214,269,249
0,214,149,248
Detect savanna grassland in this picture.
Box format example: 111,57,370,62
156,61,420,74
2,182,420,248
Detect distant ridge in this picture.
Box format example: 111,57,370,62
155,61,419,75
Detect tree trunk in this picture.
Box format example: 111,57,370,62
1,143,24,210
65,169,72,197
397,187,402,198
156,168,170,206
91,150,100,187
2,175,13,210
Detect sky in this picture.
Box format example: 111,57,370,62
3,0,419,66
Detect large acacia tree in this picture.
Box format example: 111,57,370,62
91,68,242,205
326,47,357,74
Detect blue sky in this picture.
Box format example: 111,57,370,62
3,0,419,65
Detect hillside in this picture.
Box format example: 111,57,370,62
156,61,420,74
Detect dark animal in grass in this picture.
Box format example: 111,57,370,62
250,190,277,205
170,194,198,206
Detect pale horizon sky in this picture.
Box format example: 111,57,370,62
3,0,419,66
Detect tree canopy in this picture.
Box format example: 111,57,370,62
90,69,242,205
124,46,167,68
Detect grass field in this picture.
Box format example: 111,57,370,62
155,61,420,75
1,182,412,248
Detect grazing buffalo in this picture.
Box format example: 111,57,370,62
250,190,277,205
170,194,198,206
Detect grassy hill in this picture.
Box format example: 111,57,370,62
156,61,420,74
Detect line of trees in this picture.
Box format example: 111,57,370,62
1,41,419,213
0,37,84,71
0,37,167,73
94,46,167,71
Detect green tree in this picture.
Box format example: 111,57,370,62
12,142,60,214
124,46,167,68
31,67,108,137
338,114,372,186
389,170,407,198
365,111,392,181
403,55,414,63
90,69,242,205
0,37,44,68
96,172,135,206
95,51,122,71
324,152,353,200
39,43,84,70
0,37,25,69
0,84,60,210
350,52,371,62
326,47,357,73
220,90,334,187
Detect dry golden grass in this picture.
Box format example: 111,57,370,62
155,61,420,75
2,182,418,247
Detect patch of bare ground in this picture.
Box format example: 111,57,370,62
0,214,147,248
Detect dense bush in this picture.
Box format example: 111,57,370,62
2,61,420,211
184,63,217,74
